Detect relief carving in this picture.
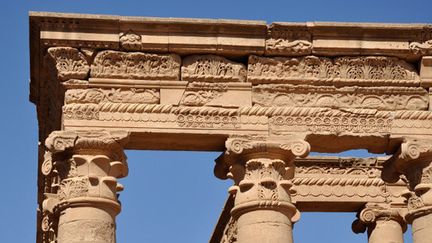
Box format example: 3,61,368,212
91,50,181,80
120,30,142,51
268,107,392,134
58,177,89,200
65,88,160,104
409,40,432,55
180,82,227,106
253,84,428,110
47,47,90,81
248,55,419,86
182,55,247,82
266,24,312,56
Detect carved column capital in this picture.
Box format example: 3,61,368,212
215,136,310,180
45,130,129,163
46,47,90,81
352,204,406,234
41,131,129,221
382,137,432,183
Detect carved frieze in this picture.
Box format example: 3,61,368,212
253,84,428,110
91,50,181,80
182,55,247,82
248,55,419,86
266,24,312,56
65,88,160,104
267,107,393,134
47,47,90,81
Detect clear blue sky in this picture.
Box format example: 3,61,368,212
1,0,431,242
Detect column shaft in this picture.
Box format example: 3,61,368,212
368,220,404,243
412,213,432,243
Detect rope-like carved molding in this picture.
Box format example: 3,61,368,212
91,50,181,80
248,55,419,86
253,84,428,111
182,55,247,82
292,177,384,187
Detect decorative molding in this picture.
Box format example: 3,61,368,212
91,50,181,80
269,107,393,134
248,55,419,86
119,30,142,51
47,47,90,81
182,55,247,82
253,84,428,111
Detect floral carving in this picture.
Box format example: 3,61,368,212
91,50,181,80
120,30,142,50
182,55,247,82
253,84,428,111
266,24,312,56
180,82,227,106
58,177,89,200
248,55,419,86
47,47,90,81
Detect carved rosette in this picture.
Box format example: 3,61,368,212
91,50,181,80
47,47,90,81
266,24,312,56
215,137,310,221
352,204,406,234
248,55,419,86
182,55,247,82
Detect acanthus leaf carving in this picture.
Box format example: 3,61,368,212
91,50,181,80
47,47,90,81
248,55,419,86
182,55,246,82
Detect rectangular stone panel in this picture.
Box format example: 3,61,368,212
248,55,420,87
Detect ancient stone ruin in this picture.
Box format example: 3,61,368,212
30,12,432,243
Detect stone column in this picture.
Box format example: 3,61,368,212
214,136,310,243
382,138,432,243
352,204,406,243
41,130,129,243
